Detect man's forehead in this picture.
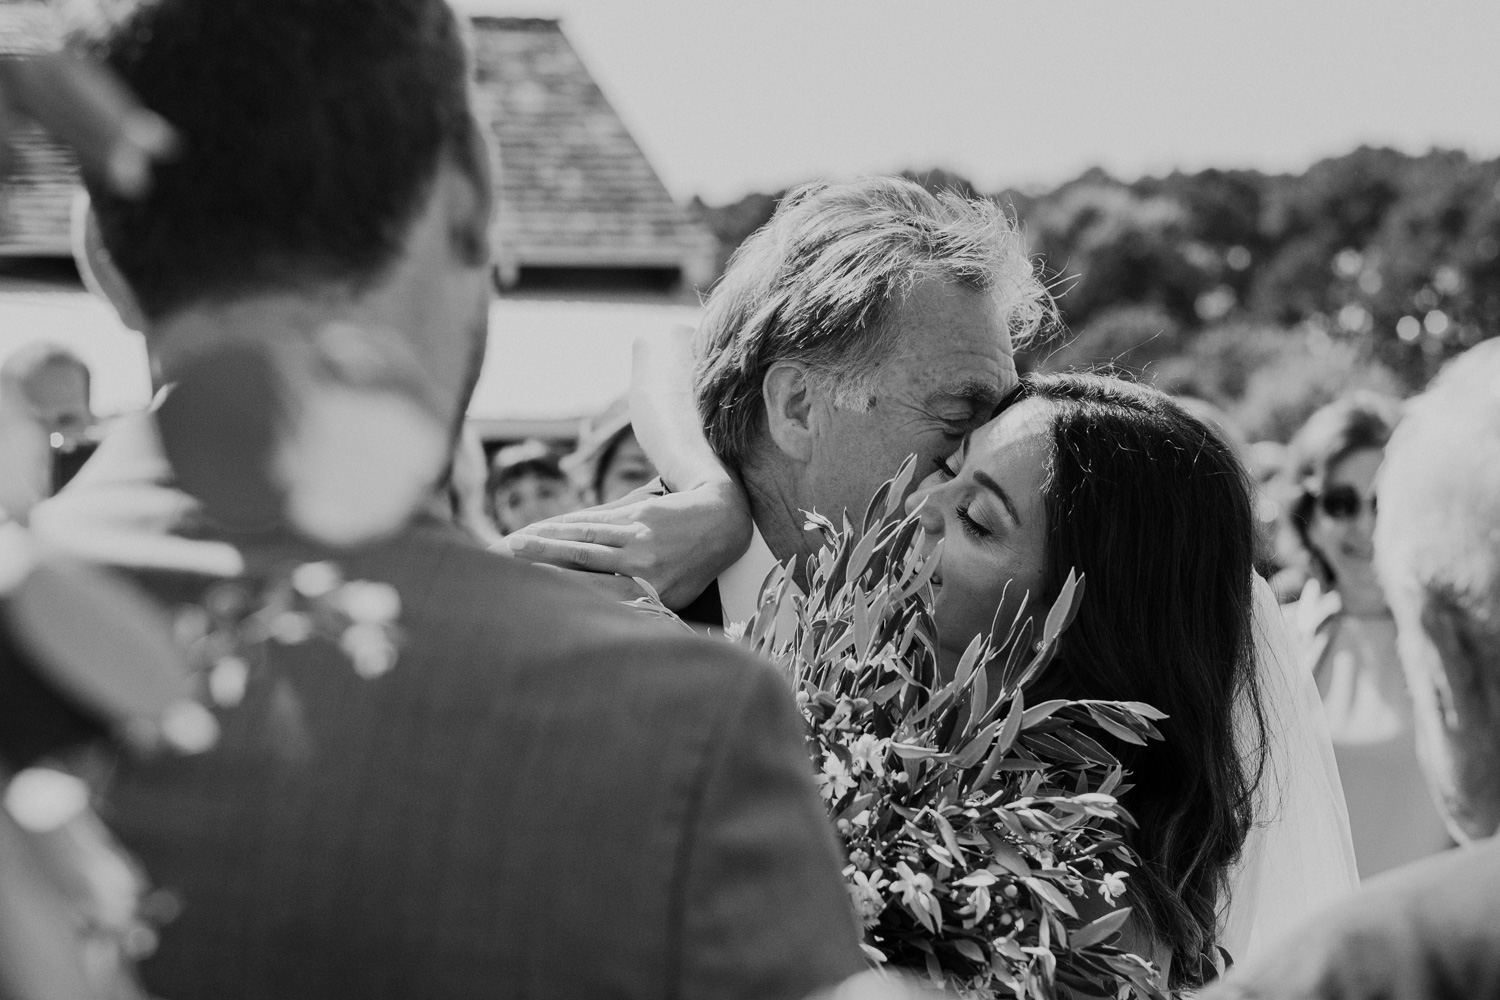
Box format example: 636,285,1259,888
885,280,1016,399
909,347,1018,403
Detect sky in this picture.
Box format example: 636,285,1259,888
455,0,1500,204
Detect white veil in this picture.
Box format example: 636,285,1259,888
1220,577,1360,963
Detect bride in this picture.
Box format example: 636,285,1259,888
508,339,1359,985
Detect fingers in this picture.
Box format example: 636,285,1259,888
505,533,624,574
514,520,641,548
0,54,178,199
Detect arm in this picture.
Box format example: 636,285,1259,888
503,327,753,609
630,326,734,493
676,659,867,1000
0,53,177,199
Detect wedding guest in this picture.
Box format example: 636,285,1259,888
487,439,577,534
0,344,94,452
439,427,504,548
1206,339,1500,1000
37,2,868,998
561,395,659,505
1284,392,1450,878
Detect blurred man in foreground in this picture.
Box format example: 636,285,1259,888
37,1,867,997
1207,339,1500,999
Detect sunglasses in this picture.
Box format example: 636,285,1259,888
1316,484,1377,520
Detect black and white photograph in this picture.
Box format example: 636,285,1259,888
1,1,1498,997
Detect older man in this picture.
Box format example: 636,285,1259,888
511,177,1051,622
1206,339,1500,999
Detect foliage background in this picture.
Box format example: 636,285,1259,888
691,147,1500,441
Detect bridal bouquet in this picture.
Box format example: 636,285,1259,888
731,461,1169,999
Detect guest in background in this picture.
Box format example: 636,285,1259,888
441,427,504,547
1205,341,1500,1000
487,439,578,534
1285,391,1450,878
561,395,659,505
0,344,97,500
0,344,94,452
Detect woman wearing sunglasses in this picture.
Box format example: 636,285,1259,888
1286,392,1451,878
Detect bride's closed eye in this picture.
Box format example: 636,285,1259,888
955,502,990,539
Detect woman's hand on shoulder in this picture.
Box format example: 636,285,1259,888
501,479,753,609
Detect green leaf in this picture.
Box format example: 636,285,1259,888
1021,699,1069,729
952,718,1001,770
1022,876,1078,919
884,454,918,520
1119,700,1170,721
1086,705,1148,746
1041,569,1084,645
953,938,986,964
1070,907,1133,952
933,810,967,866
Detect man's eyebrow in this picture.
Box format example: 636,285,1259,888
935,377,1006,409
973,470,1021,526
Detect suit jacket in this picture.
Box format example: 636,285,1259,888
1205,835,1500,1000
105,522,865,1000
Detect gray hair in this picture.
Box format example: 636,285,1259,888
693,176,1051,470
1376,339,1500,648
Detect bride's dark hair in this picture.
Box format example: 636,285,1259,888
1016,372,1267,986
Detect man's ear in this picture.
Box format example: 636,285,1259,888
1416,597,1496,730
762,361,816,463
445,123,495,269
1412,593,1500,839
71,194,147,333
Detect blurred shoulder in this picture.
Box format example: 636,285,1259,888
355,521,774,691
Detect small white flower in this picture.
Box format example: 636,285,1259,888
269,612,313,645
1100,871,1128,903
291,561,342,598
341,623,397,679
890,861,938,918
208,656,249,707
335,580,401,624
815,754,858,801
723,620,747,640
846,868,889,926
159,700,220,755
848,733,886,777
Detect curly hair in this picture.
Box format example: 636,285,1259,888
1285,391,1402,586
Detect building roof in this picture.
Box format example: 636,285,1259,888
471,17,713,285
0,3,75,256
0,8,715,284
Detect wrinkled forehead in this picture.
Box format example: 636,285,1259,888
885,278,1017,392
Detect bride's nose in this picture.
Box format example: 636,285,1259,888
905,483,946,537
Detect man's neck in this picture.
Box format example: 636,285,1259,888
149,289,364,381
741,454,818,580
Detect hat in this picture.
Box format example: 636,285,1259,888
489,439,564,485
